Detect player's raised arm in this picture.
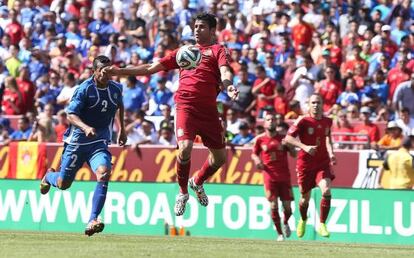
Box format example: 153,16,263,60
102,62,166,77
220,65,239,101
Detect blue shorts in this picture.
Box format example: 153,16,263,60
59,141,112,182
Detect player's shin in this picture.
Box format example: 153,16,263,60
194,159,220,185
283,209,292,225
45,172,60,187
271,209,283,235
299,201,309,221
89,181,108,222
176,157,191,194
320,195,331,223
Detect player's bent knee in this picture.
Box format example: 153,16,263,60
57,179,72,190
96,166,111,182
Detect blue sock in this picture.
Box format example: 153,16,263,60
89,181,108,222
45,172,60,187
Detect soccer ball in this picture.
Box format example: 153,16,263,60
176,45,202,70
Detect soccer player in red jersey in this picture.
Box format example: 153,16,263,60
284,93,336,238
252,114,296,241
102,13,239,216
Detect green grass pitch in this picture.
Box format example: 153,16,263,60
1,231,413,258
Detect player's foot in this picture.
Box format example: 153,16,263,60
189,177,208,206
174,193,189,216
40,168,55,195
276,234,285,242
85,218,105,236
318,223,330,238
296,219,306,238
283,223,291,238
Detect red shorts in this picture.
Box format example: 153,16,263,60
175,105,225,149
297,166,335,194
263,178,294,202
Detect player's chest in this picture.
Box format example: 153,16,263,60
85,88,119,112
303,122,329,137
261,139,283,153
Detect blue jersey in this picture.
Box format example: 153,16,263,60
64,77,122,145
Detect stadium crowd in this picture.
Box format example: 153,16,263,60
0,0,413,150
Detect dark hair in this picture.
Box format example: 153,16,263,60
195,13,217,29
401,107,410,113
93,55,111,70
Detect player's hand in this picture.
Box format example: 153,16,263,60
84,126,96,138
255,162,264,170
304,145,317,156
101,65,119,77
227,85,239,101
118,130,127,146
330,155,337,165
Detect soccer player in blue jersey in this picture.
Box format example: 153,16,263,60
40,55,127,236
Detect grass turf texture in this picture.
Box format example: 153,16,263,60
1,231,413,258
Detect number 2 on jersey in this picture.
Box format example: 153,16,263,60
101,100,108,112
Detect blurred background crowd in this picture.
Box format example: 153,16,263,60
0,0,413,150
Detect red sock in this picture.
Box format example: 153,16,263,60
299,202,308,221
176,158,191,194
283,209,292,225
320,196,331,223
271,209,283,235
194,159,219,185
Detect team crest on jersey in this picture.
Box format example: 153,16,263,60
113,93,118,99
177,128,184,137
203,49,212,57
261,144,268,151
308,127,314,135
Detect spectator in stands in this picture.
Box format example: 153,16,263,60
28,116,56,142
353,106,380,149
273,85,288,117
5,8,24,46
332,110,354,149
35,71,61,112
337,78,360,109
381,135,414,189
388,55,411,101
231,67,255,115
128,119,158,147
315,66,342,112
159,104,174,130
291,8,313,51
393,73,414,118
5,44,21,77
16,65,35,113
149,76,173,116
1,76,23,115
54,110,69,143
374,121,403,151
395,107,414,137
230,122,254,146
284,100,302,120
226,108,241,136
0,120,9,144
122,75,147,116
158,126,176,146
56,72,78,107
291,55,315,113
252,65,276,118
7,116,32,143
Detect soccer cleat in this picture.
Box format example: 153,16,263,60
283,223,291,238
40,168,56,195
174,193,189,216
276,234,285,242
189,177,209,206
296,219,306,238
318,223,330,238
85,219,105,236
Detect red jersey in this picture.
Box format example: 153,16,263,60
253,133,290,182
387,68,410,100
317,79,342,112
353,123,380,143
287,115,332,170
253,78,276,112
291,22,313,50
160,44,231,108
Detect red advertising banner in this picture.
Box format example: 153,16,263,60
0,144,360,187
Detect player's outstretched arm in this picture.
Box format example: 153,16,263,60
102,62,166,77
220,65,239,101
67,113,96,138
